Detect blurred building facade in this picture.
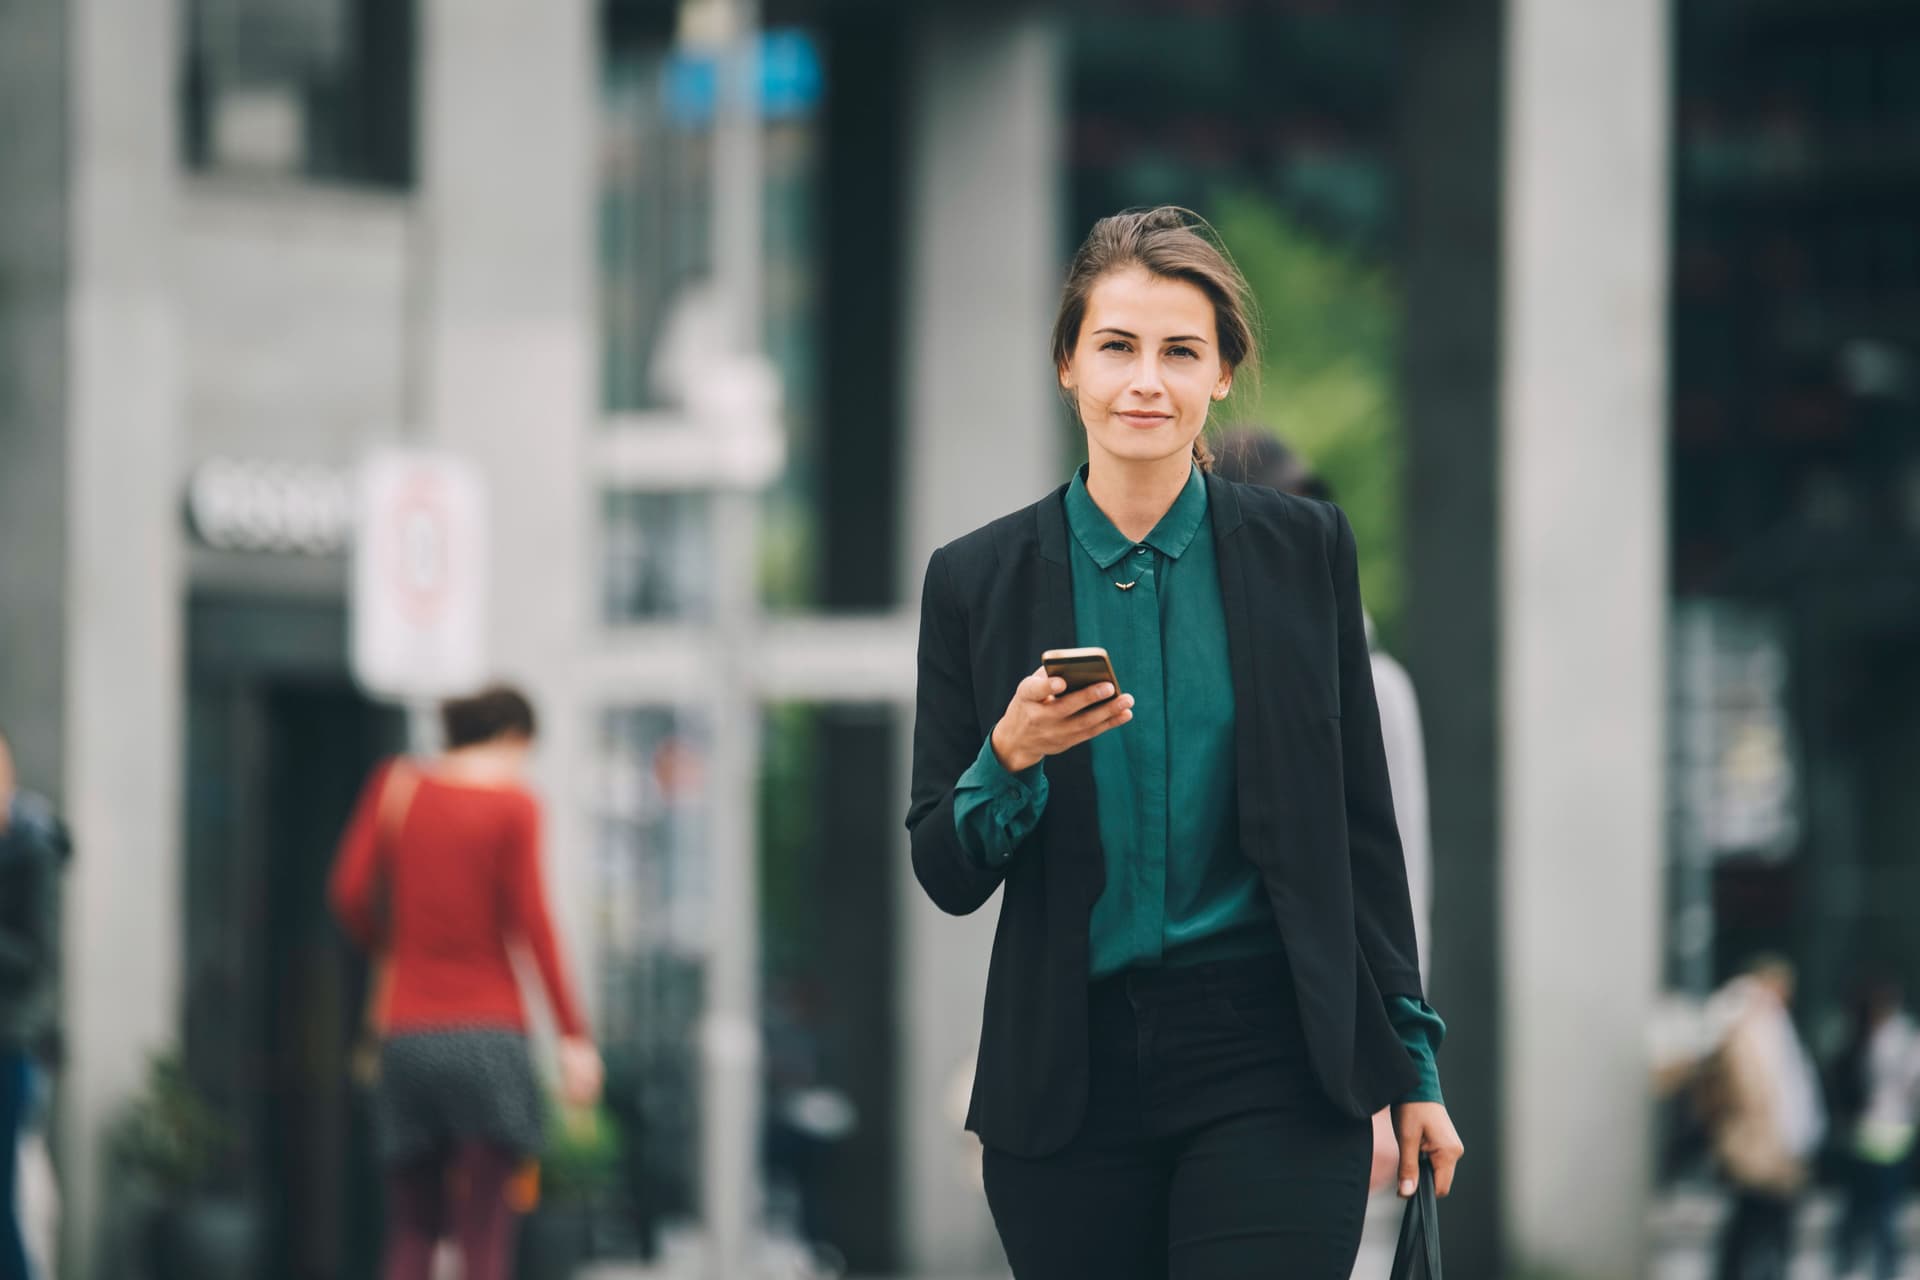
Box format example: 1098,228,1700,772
2,1,1918,1279
0,0,1058,1274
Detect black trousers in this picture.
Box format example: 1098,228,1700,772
1715,1190,1794,1280
982,952,1371,1280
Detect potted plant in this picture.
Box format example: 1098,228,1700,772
517,1100,624,1280
108,1053,254,1280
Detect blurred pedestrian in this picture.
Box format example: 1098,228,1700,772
1827,977,1920,1280
1694,956,1825,1280
761,977,857,1258
906,207,1461,1280
1214,429,1435,1201
329,685,603,1280
0,726,69,1280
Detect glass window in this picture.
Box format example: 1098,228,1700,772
182,0,415,186
595,705,712,1225
599,23,829,610
601,491,712,623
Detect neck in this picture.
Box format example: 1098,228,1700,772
1085,452,1195,543
440,741,523,781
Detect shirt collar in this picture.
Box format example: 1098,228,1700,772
1065,463,1210,570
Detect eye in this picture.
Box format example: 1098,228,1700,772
1167,345,1198,360
1100,339,1132,353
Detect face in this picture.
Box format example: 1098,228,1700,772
1059,266,1233,473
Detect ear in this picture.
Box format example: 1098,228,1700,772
1212,375,1232,402
1058,360,1075,391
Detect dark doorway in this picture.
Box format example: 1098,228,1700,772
184,596,403,1279
260,681,400,1278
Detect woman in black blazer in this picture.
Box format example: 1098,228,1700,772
907,207,1464,1279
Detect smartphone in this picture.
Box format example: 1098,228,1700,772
1041,647,1121,699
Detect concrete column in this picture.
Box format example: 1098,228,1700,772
1499,1,1669,1274
897,12,1062,1272
417,0,596,998
0,1,70,796
1400,1,1505,1272
61,1,186,1274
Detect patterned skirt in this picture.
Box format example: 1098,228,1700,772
373,1028,545,1165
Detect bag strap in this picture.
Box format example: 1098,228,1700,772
1389,1156,1443,1280
1420,1158,1442,1278
378,759,421,848
360,760,420,1040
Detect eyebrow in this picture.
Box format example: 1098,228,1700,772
1092,328,1211,345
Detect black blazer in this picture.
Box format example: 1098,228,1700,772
906,472,1424,1158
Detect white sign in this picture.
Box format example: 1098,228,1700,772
351,450,488,700
186,457,355,556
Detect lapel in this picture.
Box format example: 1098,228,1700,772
1033,489,1106,909
1209,472,1327,884
1207,475,1280,868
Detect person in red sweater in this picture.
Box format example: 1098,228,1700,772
330,684,601,1280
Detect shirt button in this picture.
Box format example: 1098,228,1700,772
1135,546,1149,557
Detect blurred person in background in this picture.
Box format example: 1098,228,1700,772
1693,956,1825,1280
1826,976,1920,1280
0,726,69,1280
761,976,857,1270
1213,429,1434,1202
329,685,602,1280
906,207,1461,1279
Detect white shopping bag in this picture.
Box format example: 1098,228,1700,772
19,1130,58,1280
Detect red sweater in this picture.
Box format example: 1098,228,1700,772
328,761,589,1039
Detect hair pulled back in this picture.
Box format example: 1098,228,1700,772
1051,206,1258,472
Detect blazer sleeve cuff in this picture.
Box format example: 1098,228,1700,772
1372,963,1426,1002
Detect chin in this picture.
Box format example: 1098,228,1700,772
1092,429,1196,468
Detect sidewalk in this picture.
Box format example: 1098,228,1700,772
578,1185,1920,1279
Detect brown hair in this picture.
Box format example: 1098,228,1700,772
441,683,538,749
1051,206,1259,472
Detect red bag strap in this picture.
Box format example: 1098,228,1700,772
378,759,421,850
361,760,420,1040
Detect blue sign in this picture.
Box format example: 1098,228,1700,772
665,29,822,127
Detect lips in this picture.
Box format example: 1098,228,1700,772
1116,411,1172,429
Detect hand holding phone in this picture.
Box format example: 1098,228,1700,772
989,647,1134,773
1041,647,1122,698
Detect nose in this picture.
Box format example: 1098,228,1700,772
1128,353,1167,399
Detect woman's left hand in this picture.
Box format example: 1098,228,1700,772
1393,1101,1465,1198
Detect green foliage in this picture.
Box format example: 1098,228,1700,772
108,1053,235,1196
758,702,820,979
1208,192,1406,649
540,1101,625,1201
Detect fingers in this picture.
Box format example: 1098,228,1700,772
1061,682,1124,716
1427,1124,1465,1197
1397,1105,1466,1198
1430,1143,1460,1197
1396,1122,1422,1198
1062,693,1133,746
1017,666,1066,703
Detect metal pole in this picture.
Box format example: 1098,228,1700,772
701,1,764,1276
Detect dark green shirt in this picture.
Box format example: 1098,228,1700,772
951,466,1443,1103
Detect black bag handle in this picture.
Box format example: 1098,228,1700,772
1388,1156,1443,1280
